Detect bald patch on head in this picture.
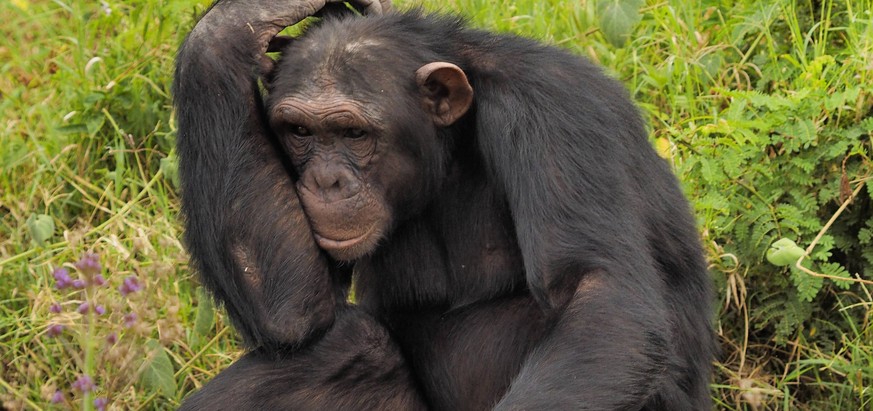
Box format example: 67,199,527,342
344,38,383,53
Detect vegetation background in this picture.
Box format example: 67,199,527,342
1,0,871,409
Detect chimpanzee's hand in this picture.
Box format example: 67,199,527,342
191,0,391,55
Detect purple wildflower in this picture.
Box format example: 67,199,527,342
94,397,108,411
94,305,106,315
72,279,86,289
50,390,65,404
77,302,90,314
123,312,137,328
75,252,101,276
106,332,118,345
119,275,141,296
49,303,62,313
72,374,96,393
92,274,107,287
53,267,72,289
46,324,64,337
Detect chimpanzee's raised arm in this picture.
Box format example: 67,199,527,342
172,0,388,349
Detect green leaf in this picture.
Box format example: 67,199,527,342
83,92,106,105
766,238,805,266
86,115,106,135
859,228,872,245
56,124,89,135
25,214,55,246
140,339,176,397
192,287,215,345
699,53,724,80
159,154,180,188
820,262,852,290
596,0,643,48
777,118,816,151
860,116,873,132
790,265,823,302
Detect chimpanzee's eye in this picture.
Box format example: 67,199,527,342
289,125,312,137
344,128,367,139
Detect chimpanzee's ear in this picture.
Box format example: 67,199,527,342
416,62,473,127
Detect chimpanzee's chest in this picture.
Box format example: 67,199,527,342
354,195,526,303
354,234,544,410
351,215,541,408
381,294,549,411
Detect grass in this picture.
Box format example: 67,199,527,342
1,0,871,409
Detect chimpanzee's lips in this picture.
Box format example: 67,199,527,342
312,223,378,252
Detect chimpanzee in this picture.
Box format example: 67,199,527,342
173,0,714,409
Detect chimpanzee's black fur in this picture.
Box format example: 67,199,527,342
175,8,714,411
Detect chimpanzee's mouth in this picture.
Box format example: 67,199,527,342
311,222,380,259
313,231,368,249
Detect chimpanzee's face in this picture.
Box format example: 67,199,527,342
268,32,472,261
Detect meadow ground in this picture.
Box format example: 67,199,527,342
1,0,872,409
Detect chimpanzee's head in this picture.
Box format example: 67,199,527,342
267,16,473,261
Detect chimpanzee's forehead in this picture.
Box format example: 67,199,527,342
293,22,420,69
272,22,423,100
